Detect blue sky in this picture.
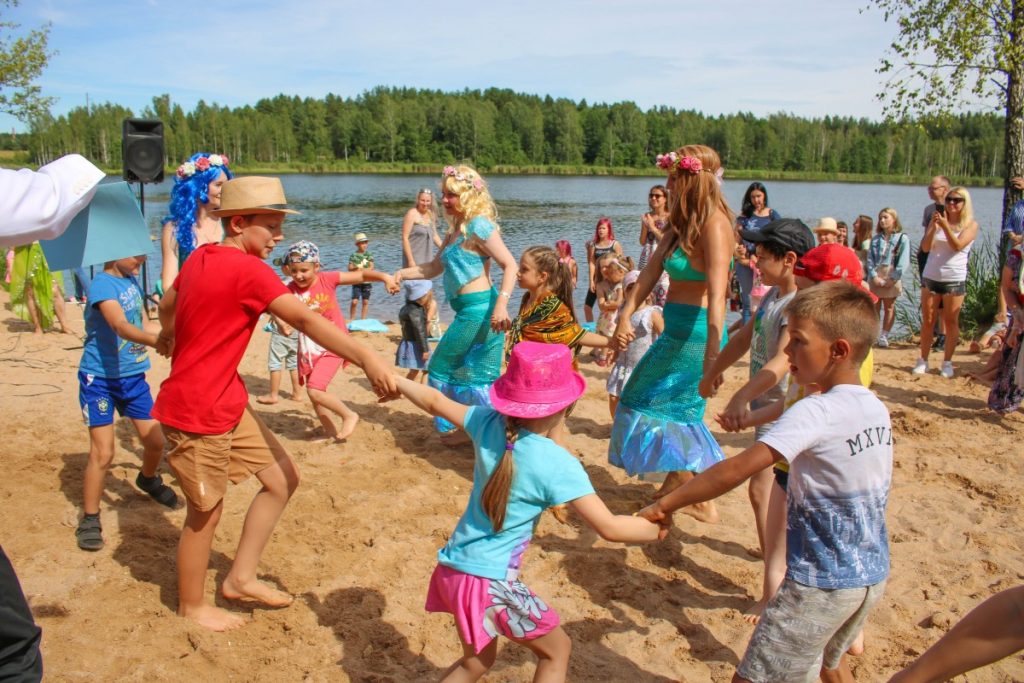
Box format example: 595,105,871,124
0,0,980,133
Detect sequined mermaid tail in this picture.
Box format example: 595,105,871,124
427,288,505,432
609,302,725,475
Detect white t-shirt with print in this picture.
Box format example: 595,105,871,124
759,384,892,589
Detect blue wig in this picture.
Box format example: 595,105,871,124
163,151,234,264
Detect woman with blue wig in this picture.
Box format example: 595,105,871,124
159,152,233,289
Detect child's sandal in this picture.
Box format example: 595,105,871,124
136,473,179,509
76,516,103,551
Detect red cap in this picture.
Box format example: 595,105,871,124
794,244,878,302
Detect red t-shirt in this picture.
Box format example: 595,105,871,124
152,245,288,434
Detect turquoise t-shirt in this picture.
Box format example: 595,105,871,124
79,272,150,378
437,406,595,581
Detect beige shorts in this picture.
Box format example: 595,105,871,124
164,406,288,511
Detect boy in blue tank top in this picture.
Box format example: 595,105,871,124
76,255,177,551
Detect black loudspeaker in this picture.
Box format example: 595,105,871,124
122,118,165,183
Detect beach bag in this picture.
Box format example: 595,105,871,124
870,235,906,299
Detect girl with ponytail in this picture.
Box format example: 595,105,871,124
394,342,663,681
506,245,610,368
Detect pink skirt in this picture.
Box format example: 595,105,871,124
425,564,560,653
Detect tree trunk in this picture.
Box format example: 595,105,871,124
1004,2,1024,225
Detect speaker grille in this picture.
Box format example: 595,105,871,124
122,118,165,183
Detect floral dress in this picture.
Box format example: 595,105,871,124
988,246,1024,414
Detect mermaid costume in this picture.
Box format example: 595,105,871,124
428,216,505,432
608,247,726,475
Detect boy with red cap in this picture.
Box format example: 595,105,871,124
712,242,878,632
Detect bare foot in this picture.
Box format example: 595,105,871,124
681,501,720,524
179,603,247,631
288,393,303,401
336,414,359,441
256,395,279,405
221,576,293,608
746,546,764,559
742,599,766,625
652,471,688,500
440,431,472,447
847,629,865,656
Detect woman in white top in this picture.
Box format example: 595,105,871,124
914,186,979,378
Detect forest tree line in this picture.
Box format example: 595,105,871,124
25,87,1006,178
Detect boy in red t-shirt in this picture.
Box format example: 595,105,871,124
153,177,398,632
284,239,397,441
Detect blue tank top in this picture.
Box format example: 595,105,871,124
663,246,706,282
441,216,496,299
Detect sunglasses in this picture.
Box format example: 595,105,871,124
419,188,433,195
944,196,964,205
649,193,665,199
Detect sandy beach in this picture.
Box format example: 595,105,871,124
2,289,1022,682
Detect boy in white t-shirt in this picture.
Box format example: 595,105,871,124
640,280,892,683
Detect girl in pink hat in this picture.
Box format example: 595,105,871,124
393,341,664,681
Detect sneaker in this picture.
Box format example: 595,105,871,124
912,358,929,375
136,472,179,508
940,361,955,379
932,334,946,351
877,333,889,348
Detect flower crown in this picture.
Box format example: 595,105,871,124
176,153,230,180
443,165,484,190
655,151,724,185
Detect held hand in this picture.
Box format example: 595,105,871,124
697,374,717,399
614,319,635,348
393,270,404,286
719,399,750,432
363,355,400,401
382,274,400,295
714,413,740,433
490,302,511,332
155,335,173,358
636,502,671,536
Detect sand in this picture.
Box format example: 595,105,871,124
1,291,1022,682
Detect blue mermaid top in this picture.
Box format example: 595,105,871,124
441,216,496,299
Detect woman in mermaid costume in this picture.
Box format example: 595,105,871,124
609,144,735,522
395,165,518,441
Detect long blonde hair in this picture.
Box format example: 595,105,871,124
945,186,974,226
481,417,522,532
666,144,734,257
441,164,499,236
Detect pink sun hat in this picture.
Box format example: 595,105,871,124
489,341,586,418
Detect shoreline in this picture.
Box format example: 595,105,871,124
0,155,1005,186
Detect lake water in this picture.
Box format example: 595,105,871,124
131,174,1007,323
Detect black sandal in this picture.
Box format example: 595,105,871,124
76,516,103,551
136,473,179,509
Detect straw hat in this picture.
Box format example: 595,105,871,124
489,342,586,418
813,217,839,235
209,177,299,218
